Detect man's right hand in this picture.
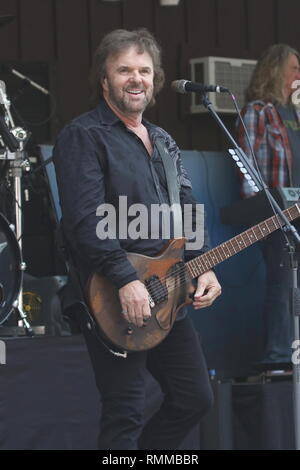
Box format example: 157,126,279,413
119,280,151,328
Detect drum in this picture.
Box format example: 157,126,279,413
0,212,22,324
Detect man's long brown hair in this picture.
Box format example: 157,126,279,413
246,43,300,105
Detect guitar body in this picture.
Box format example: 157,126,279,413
86,238,192,352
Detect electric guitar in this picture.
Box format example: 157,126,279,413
86,203,300,352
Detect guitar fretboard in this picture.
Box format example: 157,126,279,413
186,204,300,279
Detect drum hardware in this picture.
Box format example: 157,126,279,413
0,212,23,325
0,325,45,337
0,149,17,160
0,69,51,335
0,80,33,334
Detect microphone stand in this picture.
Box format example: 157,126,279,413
199,92,300,450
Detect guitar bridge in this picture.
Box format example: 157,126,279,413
148,295,155,308
145,275,168,306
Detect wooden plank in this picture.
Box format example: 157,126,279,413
186,0,217,49
55,0,90,129
122,0,154,32
89,0,122,55
216,0,248,58
277,0,300,50
18,0,55,61
180,0,248,152
247,0,276,58
154,0,188,147
0,0,19,61
185,0,248,153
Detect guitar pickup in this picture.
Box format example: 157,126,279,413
145,275,168,306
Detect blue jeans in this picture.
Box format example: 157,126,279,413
81,315,213,450
261,230,297,362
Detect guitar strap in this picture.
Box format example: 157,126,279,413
155,137,182,232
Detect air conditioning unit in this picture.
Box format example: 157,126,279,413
189,56,257,114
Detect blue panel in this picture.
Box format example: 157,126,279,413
181,150,265,376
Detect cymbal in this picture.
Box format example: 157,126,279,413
0,15,15,28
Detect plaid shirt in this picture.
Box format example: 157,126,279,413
236,100,300,197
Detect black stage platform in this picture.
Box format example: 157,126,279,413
0,334,295,450
0,335,200,450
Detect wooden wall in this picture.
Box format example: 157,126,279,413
0,0,300,149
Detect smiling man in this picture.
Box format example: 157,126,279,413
53,28,221,450
103,46,154,116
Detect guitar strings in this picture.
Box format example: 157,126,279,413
146,207,297,303
146,261,203,303
147,242,243,303
148,234,242,300
146,244,234,303
146,231,250,302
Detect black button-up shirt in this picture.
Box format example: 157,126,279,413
53,100,210,290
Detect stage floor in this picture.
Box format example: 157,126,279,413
0,334,295,450
0,334,199,450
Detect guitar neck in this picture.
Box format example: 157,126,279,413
186,203,300,279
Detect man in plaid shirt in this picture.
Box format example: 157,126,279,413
236,44,300,364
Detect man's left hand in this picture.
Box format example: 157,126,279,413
192,270,221,310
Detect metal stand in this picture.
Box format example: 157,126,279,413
200,92,300,450
0,81,33,335
10,151,33,335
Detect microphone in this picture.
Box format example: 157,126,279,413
171,79,229,94
10,67,49,95
0,65,49,95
